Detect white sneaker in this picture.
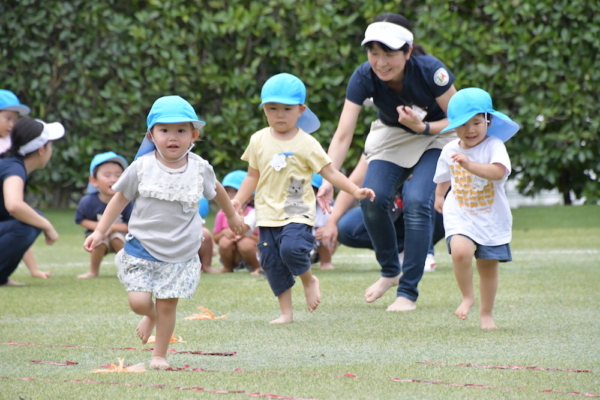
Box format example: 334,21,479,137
424,254,436,272
398,251,404,267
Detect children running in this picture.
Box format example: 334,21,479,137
75,152,132,278
433,87,519,329
233,73,375,324
84,95,244,367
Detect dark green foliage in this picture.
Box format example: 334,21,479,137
1,0,598,205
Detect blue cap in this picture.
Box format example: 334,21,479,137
136,95,206,159
259,73,320,134
222,170,247,190
88,151,128,194
311,173,323,188
198,196,210,219
0,89,30,116
441,87,519,142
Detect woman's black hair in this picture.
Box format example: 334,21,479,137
0,117,44,159
363,13,427,56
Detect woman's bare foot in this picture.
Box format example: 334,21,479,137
77,272,98,279
201,266,220,274
364,275,400,303
386,296,416,311
304,276,321,312
480,313,498,329
149,356,170,368
269,315,293,324
136,316,156,344
2,279,26,286
250,268,263,276
454,297,475,320
319,262,334,270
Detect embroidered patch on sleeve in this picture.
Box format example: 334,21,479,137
433,68,450,86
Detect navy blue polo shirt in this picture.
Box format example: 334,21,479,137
75,192,133,235
0,157,28,221
346,55,455,132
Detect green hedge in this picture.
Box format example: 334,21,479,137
1,0,598,206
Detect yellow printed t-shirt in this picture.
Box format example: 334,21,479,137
241,127,331,228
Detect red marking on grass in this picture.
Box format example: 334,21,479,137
30,360,78,366
419,360,593,373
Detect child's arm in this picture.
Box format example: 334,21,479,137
450,153,506,181
213,182,244,235
83,192,130,252
232,167,259,210
318,164,376,202
434,181,451,214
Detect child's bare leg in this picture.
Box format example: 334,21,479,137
128,291,156,344
270,289,293,324
238,237,262,275
299,269,320,312
477,259,499,329
150,298,178,367
365,274,400,303
317,245,334,270
450,235,476,320
218,237,238,273
78,244,108,278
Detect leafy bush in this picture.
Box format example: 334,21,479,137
1,0,598,206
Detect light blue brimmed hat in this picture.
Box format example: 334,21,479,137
441,87,519,142
259,73,320,134
0,89,30,115
222,170,247,190
135,95,206,159
87,151,128,194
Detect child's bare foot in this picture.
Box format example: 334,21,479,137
201,266,220,274
149,356,170,368
304,276,321,312
454,298,475,320
136,316,156,344
480,313,498,329
250,268,263,276
319,262,334,270
77,272,98,279
218,268,234,273
269,315,293,324
386,296,416,311
364,275,400,303
2,279,26,286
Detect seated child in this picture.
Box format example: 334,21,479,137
310,173,337,270
434,87,519,329
75,152,132,278
213,170,262,275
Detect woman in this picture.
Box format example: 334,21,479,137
318,13,457,311
0,118,64,286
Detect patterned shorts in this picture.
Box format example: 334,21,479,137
115,250,201,299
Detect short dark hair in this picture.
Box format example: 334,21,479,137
0,117,44,159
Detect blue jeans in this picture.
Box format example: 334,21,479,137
360,149,441,302
0,217,42,285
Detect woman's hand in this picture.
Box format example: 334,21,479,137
317,180,334,214
397,105,427,133
43,226,59,245
319,219,339,251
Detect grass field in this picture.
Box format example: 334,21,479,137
1,206,599,399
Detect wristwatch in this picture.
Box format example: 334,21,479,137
417,122,430,135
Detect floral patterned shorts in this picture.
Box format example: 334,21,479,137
115,250,201,299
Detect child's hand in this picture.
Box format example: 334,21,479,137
43,227,59,245
83,231,104,252
434,195,445,214
451,153,470,169
222,228,241,241
353,188,376,202
231,199,242,213
226,213,245,235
